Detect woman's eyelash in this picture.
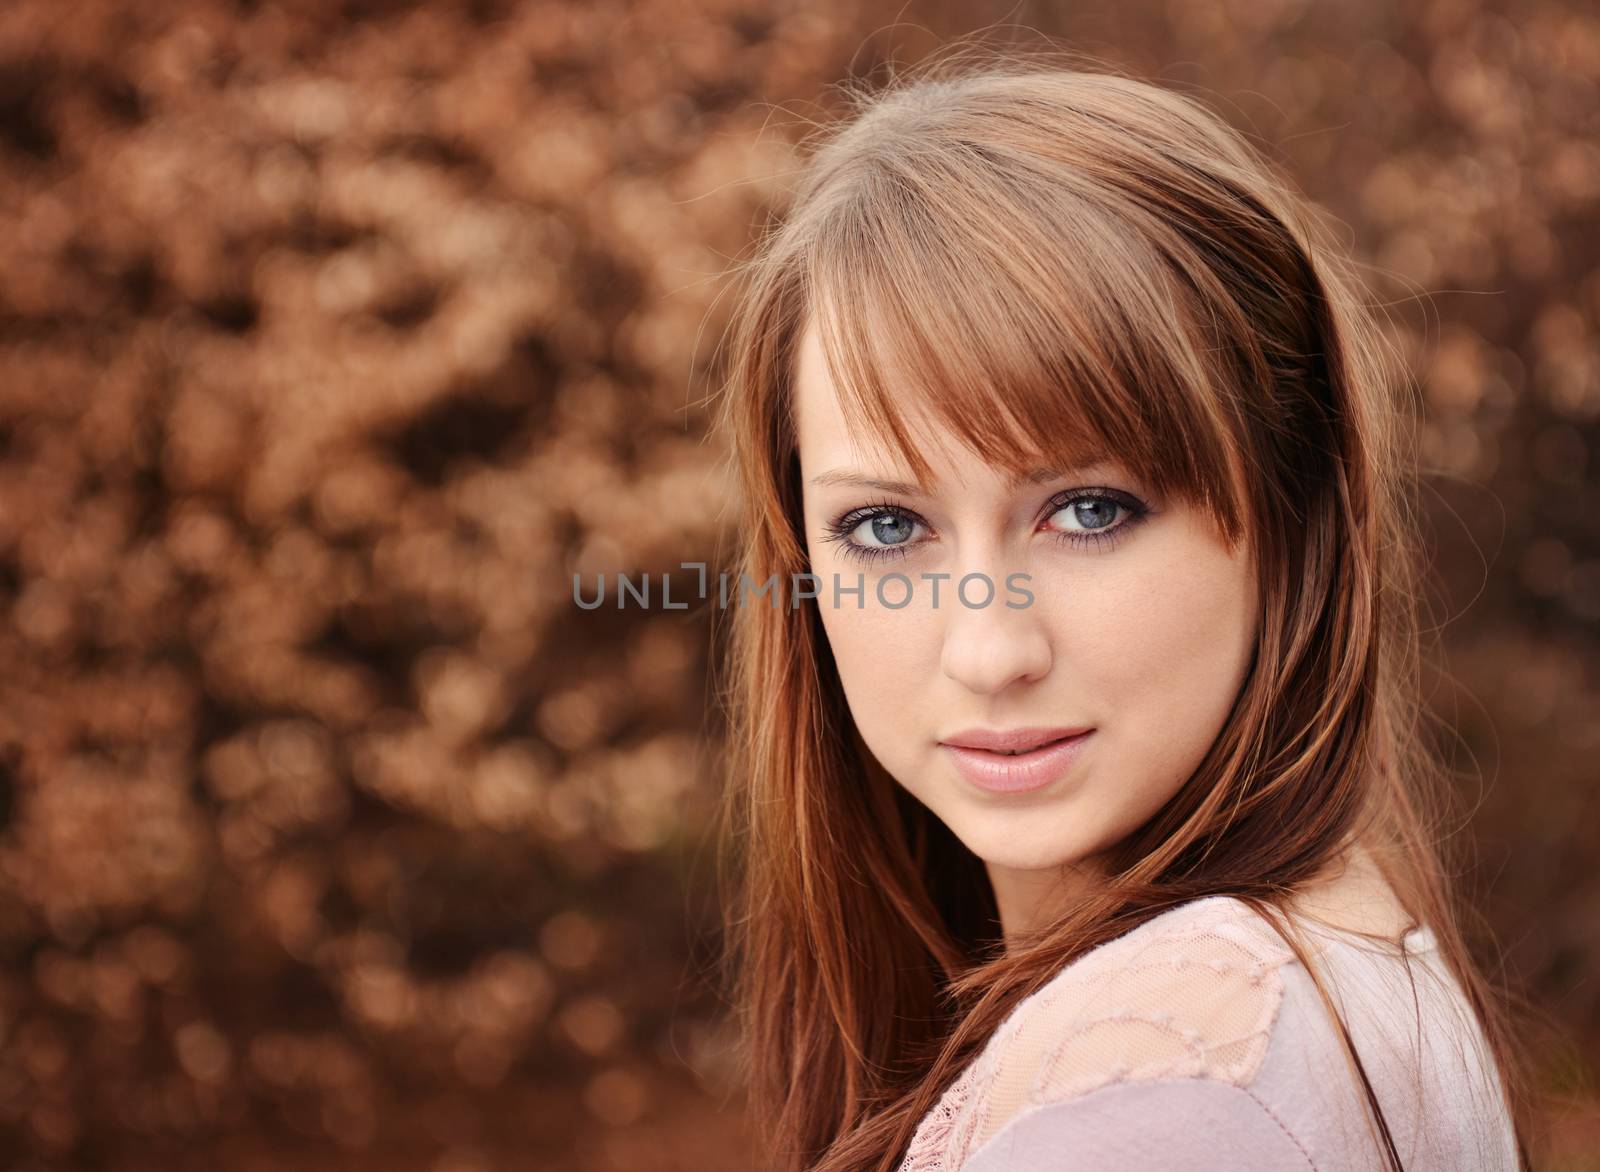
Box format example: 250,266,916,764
820,489,1152,565
820,499,928,565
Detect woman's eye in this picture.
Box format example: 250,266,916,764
822,490,1148,565
822,505,929,564
852,512,921,548
838,509,926,560
1042,490,1150,550
1047,497,1125,534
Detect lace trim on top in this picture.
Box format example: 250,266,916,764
898,896,1300,1172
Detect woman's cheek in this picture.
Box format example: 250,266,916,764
1072,547,1255,788
815,584,940,773
821,590,930,692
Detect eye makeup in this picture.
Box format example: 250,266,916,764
819,486,1153,565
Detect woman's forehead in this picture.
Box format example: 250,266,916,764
793,314,1111,484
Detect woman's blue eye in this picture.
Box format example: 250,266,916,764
862,513,917,546
834,510,926,562
1041,492,1148,551
1049,497,1122,533
822,489,1149,565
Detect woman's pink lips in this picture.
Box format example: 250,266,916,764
940,730,1093,794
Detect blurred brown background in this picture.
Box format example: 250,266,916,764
0,0,1595,1169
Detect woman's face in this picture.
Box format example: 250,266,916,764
793,320,1261,936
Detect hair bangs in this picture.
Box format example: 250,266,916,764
802,162,1248,543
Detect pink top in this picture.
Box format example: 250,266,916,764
898,895,1518,1171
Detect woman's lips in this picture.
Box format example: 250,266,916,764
940,730,1094,794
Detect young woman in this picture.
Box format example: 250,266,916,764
710,55,1530,1172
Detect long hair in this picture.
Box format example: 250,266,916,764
709,49,1533,1172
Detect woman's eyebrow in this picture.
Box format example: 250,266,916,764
809,462,1109,496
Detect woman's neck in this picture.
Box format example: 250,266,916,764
986,855,1105,949
986,837,1414,952
1286,838,1416,943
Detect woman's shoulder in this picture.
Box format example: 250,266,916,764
899,894,1513,1172
997,891,1456,1099
982,894,1307,1111
899,896,1301,1171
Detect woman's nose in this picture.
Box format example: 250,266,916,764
938,573,1052,695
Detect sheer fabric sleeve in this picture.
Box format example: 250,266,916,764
958,1076,1314,1172
898,894,1514,1172
897,897,1304,1172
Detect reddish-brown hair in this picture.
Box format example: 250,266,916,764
710,48,1533,1172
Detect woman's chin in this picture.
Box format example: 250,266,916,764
958,823,1098,876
